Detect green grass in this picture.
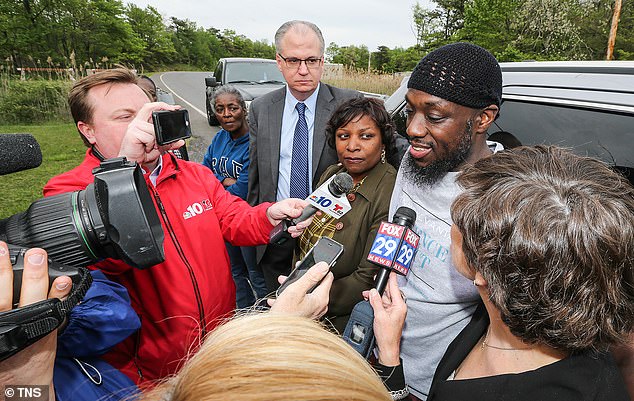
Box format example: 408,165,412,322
0,124,85,218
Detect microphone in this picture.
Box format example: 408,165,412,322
342,206,420,358
0,134,43,175
269,172,354,245
368,207,419,294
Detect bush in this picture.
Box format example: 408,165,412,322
0,79,72,124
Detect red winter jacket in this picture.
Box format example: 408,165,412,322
44,150,273,384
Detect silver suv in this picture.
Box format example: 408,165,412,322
205,57,285,126
386,61,634,185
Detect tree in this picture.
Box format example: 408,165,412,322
126,4,176,68
513,0,590,60
458,0,522,60
578,0,634,60
435,0,467,39
327,44,369,69
412,2,443,49
371,46,392,71
169,17,213,68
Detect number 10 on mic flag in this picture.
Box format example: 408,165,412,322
367,221,420,275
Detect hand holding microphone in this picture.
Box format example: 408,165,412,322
343,206,419,358
265,198,312,237
365,273,407,366
369,207,419,294
269,172,354,245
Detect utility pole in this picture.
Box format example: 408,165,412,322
368,51,371,73
607,0,623,60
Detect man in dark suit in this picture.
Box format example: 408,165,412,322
248,20,362,291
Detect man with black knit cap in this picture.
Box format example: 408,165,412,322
374,42,504,400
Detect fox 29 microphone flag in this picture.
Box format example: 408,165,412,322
366,218,420,275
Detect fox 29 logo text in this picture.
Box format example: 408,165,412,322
367,222,420,275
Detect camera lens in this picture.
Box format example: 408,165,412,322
3,188,107,267
0,158,164,269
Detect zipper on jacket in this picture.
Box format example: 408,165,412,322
150,186,208,338
133,315,144,381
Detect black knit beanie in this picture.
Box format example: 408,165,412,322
407,42,502,109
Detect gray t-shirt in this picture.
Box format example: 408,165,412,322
389,142,502,400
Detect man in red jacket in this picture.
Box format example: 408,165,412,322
44,68,311,385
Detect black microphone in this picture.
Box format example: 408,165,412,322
343,206,419,358
0,133,43,175
269,172,353,245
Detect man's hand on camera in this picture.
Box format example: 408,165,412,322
0,241,72,397
268,261,333,319
118,102,185,171
266,198,313,237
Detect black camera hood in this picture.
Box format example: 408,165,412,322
89,157,165,268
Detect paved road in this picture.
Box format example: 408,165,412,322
150,71,220,163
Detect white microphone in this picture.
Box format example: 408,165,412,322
269,172,354,245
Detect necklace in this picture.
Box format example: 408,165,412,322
351,176,367,193
481,327,533,351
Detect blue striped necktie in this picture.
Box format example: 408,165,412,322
290,102,310,199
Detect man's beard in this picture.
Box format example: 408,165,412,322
402,120,473,188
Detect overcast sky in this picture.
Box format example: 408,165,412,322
126,0,433,51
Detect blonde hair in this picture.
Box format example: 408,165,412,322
142,313,390,401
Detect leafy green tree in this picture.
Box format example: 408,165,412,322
169,17,213,68
513,0,590,60
459,0,520,59
251,39,275,59
71,0,144,64
327,44,369,69
126,4,176,68
412,2,442,48
579,0,634,60
371,46,392,70
385,46,423,72
435,0,467,39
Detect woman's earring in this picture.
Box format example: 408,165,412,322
473,280,479,287
380,149,386,164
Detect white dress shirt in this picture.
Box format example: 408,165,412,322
276,84,320,201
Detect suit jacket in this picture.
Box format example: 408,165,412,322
247,83,362,206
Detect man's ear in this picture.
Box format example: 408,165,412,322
275,53,284,73
474,105,499,134
77,121,97,145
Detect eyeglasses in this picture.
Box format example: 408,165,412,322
277,54,323,69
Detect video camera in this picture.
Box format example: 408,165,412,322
0,156,165,270
0,133,165,361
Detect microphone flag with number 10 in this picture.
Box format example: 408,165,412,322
367,221,420,275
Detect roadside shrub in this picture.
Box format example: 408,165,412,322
322,66,402,95
0,79,72,124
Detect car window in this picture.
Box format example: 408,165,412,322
225,62,285,83
494,99,634,182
